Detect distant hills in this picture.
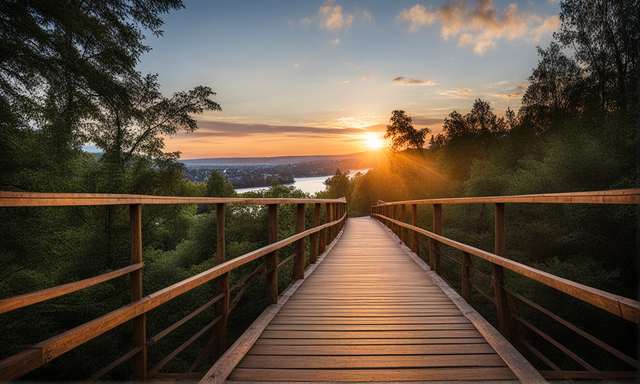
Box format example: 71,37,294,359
180,152,371,166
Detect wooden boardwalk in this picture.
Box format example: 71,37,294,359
213,217,543,383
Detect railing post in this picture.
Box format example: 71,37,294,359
430,204,442,275
412,204,419,256
327,203,333,242
319,203,328,254
400,204,406,244
462,252,473,304
212,203,229,360
493,203,510,340
293,203,306,281
130,204,146,381
266,204,278,305
392,205,400,237
310,203,320,264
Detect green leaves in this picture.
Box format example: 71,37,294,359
384,110,430,152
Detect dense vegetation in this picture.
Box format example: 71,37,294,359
0,0,637,380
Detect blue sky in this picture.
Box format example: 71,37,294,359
136,0,561,158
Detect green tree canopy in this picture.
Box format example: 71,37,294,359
384,110,430,152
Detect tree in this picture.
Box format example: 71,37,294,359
554,0,639,112
324,169,352,200
431,99,507,180
206,170,236,198
519,43,585,132
0,0,184,192
86,73,221,175
384,110,430,151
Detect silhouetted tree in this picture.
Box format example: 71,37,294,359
384,110,430,151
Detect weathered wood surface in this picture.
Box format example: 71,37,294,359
0,191,346,207
223,217,538,382
372,189,639,206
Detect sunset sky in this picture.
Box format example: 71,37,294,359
136,0,561,159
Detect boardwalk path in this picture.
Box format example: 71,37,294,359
222,217,540,382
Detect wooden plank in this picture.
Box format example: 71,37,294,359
0,263,143,315
382,222,546,383
266,204,278,305
0,191,347,207
265,324,477,331
370,188,639,206
213,203,229,360
237,354,509,369
310,203,320,264
130,204,146,381
199,222,346,384
247,344,497,356
269,316,470,325
293,204,305,281
258,330,484,339
253,338,487,346
229,367,518,382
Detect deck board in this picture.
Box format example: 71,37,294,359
218,217,542,383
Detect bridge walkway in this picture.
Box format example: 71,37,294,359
205,217,542,383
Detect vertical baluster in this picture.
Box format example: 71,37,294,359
430,204,442,276
400,204,406,244
412,204,419,256
266,204,278,305
319,203,328,254
212,203,229,359
310,203,320,264
293,203,306,281
327,203,333,242
493,203,510,339
130,204,146,381
462,252,473,304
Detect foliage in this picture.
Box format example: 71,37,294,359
384,110,430,152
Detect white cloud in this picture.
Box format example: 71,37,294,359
329,38,340,45
395,4,436,32
392,76,438,86
301,0,373,31
395,0,559,54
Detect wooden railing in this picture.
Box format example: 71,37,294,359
0,191,348,382
371,189,639,380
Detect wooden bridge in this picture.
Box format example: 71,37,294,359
0,189,638,383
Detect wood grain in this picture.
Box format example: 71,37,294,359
223,218,536,383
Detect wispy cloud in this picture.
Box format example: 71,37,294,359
301,0,374,31
293,63,299,67
396,0,559,54
459,88,472,93
329,38,340,45
392,76,438,86
361,76,372,81
179,121,365,138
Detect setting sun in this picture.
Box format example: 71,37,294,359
364,135,384,150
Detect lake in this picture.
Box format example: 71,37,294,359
235,169,370,195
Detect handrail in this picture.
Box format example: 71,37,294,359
372,189,639,206
371,214,639,322
371,189,639,378
0,263,143,314
0,192,348,382
0,191,346,207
